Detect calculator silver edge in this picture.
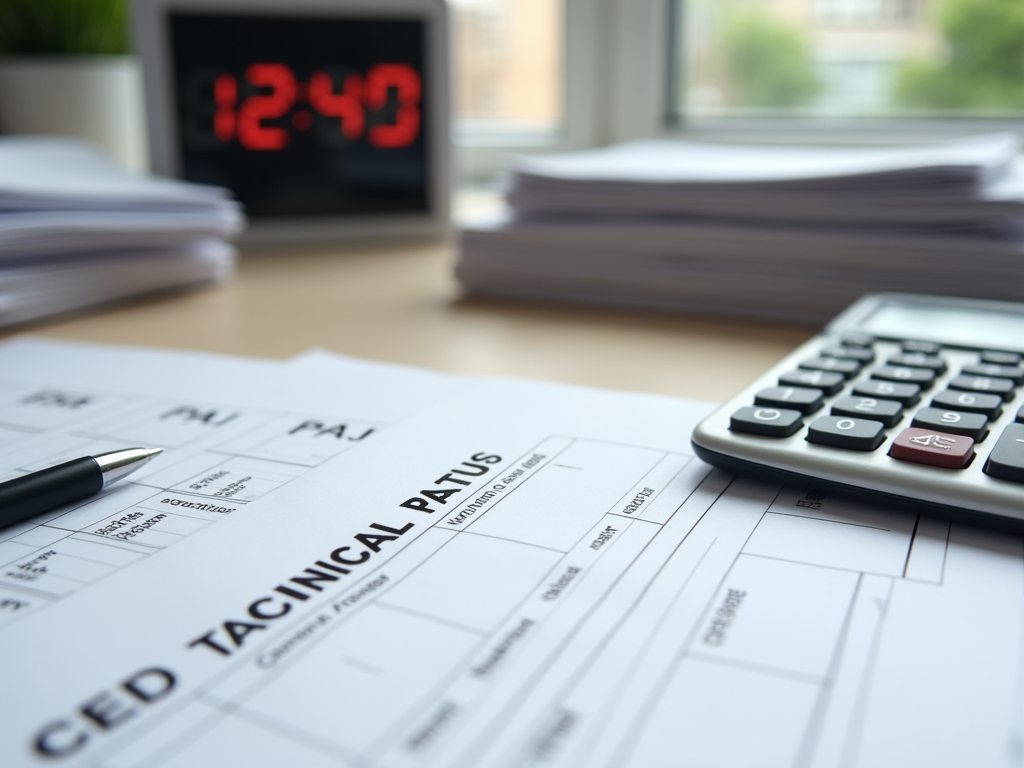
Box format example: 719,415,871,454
690,293,1024,525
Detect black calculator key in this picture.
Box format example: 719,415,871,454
983,423,1024,483
1018,405,1024,424
838,332,874,348
886,353,947,373
911,407,989,442
754,386,824,414
961,364,1024,385
799,357,861,377
981,351,1022,365
948,375,1015,400
931,389,1003,418
779,370,844,396
852,379,921,405
729,406,803,437
806,416,886,451
902,340,942,354
822,346,874,363
831,396,903,427
871,365,936,387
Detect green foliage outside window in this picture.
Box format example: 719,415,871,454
721,11,822,109
0,0,129,56
897,0,1024,111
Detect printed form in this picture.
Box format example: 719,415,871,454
0,339,460,629
3,376,1022,768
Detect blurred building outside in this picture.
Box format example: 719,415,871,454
449,0,562,135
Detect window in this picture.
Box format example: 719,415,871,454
450,0,607,181
671,0,1024,125
450,0,562,138
451,0,1024,183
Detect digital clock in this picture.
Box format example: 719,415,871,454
133,0,449,241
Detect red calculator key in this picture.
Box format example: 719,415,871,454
889,428,975,469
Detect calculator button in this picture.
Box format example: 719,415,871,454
1018,405,1024,424
779,370,845,396
902,340,942,354
871,366,937,387
889,428,975,469
851,380,921,405
948,375,1015,400
799,357,862,377
822,346,875,363
984,424,1024,482
931,390,1003,418
831,396,903,427
886,353,947,373
960,364,1024,385
911,407,989,442
806,416,886,451
754,387,824,415
981,351,1022,365
730,407,803,437
838,332,874,348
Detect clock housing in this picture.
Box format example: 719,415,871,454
133,0,449,242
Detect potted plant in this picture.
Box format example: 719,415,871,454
0,0,147,171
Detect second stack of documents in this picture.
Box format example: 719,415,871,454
457,134,1024,324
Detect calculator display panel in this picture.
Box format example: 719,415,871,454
858,301,1024,351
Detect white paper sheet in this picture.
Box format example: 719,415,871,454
0,137,231,209
0,338,462,629
511,134,1018,184
2,374,1021,768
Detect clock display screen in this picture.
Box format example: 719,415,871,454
170,13,429,219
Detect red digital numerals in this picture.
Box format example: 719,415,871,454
214,63,421,150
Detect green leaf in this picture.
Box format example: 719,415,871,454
0,0,129,56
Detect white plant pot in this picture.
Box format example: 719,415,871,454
0,55,148,173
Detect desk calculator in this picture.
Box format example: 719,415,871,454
691,293,1024,528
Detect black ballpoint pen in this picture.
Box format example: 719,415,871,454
0,447,163,529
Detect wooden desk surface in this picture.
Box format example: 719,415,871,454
0,236,811,404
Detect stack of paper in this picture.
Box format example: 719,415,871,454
458,134,1024,324
0,137,244,327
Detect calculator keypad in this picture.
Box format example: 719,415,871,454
727,336,1024,486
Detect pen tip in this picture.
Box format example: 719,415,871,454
147,448,164,458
